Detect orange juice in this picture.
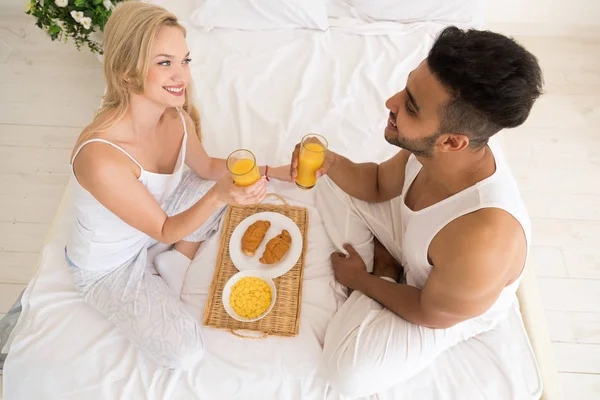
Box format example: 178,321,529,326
230,158,260,187
296,136,327,189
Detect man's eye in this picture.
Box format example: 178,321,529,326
405,101,415,115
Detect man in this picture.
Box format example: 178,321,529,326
290,27,543,398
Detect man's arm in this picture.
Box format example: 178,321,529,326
290,143,411,203
326,150,410,203
351,209,526,328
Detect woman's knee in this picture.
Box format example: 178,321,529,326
157,335,204,371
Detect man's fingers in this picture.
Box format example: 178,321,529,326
315,167,327,179
343,243,359,257
291,144,300,168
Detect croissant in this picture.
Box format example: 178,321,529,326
260,230,292,264
241,220,271,256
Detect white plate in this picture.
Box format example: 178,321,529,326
222,270,277,323
229,211,303,278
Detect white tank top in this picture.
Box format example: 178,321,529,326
66,111,188,271
400,138,531,318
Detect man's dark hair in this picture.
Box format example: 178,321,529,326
428,26,543,148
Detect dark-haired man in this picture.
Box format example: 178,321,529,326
290,27,543,397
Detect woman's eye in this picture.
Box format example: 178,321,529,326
158,60,171,66
183,58,192,64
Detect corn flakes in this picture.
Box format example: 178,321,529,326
229,277,273,319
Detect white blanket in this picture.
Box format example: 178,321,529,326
4,21,541,400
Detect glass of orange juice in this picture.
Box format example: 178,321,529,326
227,149,261,187
295,134,328,190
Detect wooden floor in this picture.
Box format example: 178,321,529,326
1,10,599,400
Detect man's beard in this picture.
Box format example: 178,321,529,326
385,130,439,158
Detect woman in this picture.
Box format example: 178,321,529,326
66,2,290,371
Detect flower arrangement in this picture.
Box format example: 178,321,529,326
25,0,120,55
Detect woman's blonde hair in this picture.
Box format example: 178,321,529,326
73,1,201,156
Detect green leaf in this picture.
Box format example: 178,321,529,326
93,0,103,4
75,0,87,7
48,24,61,35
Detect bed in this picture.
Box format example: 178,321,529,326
2,1,559,399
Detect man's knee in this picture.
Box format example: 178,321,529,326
316,175,341,197
322,347,378,398
316,176,350,214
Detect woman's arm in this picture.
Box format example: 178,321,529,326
74,143,266,245
262,164,292,182
181,111,291,182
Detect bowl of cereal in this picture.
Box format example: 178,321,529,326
222,270,277,322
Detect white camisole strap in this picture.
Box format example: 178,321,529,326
177,109,189,142
71,109,187,173
71,138,144,172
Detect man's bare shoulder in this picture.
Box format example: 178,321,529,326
430,208,527,280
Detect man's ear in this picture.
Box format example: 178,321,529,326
438,133,469,152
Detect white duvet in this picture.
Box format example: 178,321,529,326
4,20,541,400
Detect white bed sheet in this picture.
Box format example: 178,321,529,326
4,22,542,400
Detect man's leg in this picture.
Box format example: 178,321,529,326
316,177,495,397
315,176,404,272
322,285,496,398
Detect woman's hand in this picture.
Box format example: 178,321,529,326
210,175,268,206
267,164,292,182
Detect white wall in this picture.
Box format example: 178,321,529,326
484,0,600,36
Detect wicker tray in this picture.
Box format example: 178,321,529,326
202,194,308,338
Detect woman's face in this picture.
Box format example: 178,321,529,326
144,25,191,108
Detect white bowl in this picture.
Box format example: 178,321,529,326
222,270,277,323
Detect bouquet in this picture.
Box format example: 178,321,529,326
25,0,121,55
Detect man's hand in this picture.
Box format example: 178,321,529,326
331,244,369,290
290,142,337,182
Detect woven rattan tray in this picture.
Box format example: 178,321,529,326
202,194,308,338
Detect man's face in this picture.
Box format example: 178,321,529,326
384,59,451,157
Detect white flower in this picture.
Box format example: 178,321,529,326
80,17,92,30
54,0,68,7
54,19,66,29
103,0,114,11
71,10,83,23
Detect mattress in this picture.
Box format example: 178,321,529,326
3,19,543,400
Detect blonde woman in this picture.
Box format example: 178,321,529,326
66,2,289,370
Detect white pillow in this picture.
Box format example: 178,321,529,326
338,0,484,25
191,0,329,31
